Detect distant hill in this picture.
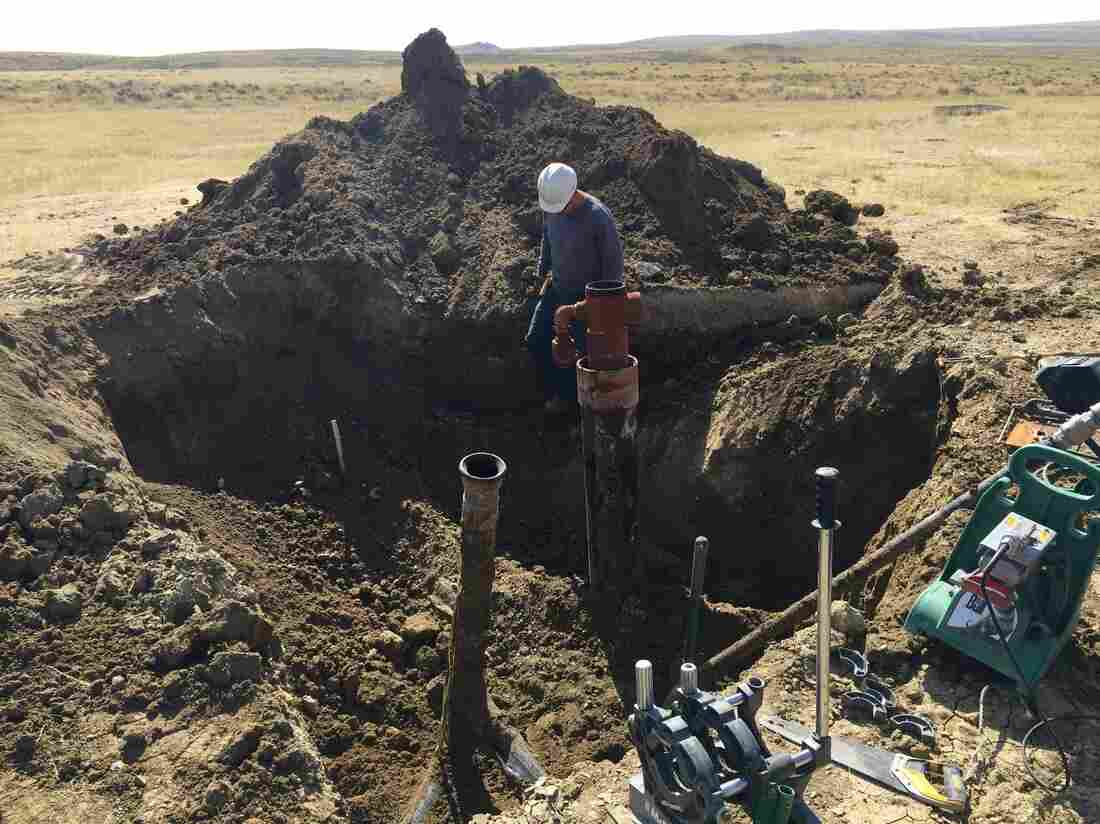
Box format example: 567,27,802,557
602,20,1100,50
454,42,503,55
0,48,398,72
2,20,1099,72
0,52,124,71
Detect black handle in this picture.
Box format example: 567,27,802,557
815,467,840,529
690,536,709,599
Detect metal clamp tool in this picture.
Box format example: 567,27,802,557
628,659,826,824
841,687,936,748
801,647,869,684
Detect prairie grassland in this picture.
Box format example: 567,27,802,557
0,65,398,204
1,47,1099,261
532,46,1100,104
649,97,1100,218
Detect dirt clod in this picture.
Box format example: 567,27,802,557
830,600,866,638
865,230,899,257
804,189,860,226
204,779,232,813
44,583,82,620
203,650,262,686
402,611,442,645
963,268,987,286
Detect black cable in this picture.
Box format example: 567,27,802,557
1023,714,1100,792
979,546,1031,699
980,543,1073,791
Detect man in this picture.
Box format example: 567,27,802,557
525,162,624,414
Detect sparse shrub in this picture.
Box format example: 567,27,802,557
958,84,977,95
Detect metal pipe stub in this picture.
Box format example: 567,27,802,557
584,280,630,370
680,662,699,694
690,536,709,600
459,452,507,524
577,354,640,412
458,452,507,556
813,467,839,747
635,659,655,711
578,355,640,590
683,536,709,668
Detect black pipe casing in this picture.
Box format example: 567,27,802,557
814,467,839,529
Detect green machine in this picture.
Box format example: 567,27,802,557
905,442,1100,686
907,357,1100,686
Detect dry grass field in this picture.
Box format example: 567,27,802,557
1,46,1099,261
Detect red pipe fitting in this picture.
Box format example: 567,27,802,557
551,281,641,369
551,301,584,367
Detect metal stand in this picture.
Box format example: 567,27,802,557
812,467,839,757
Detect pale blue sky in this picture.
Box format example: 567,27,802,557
3,1,1098,55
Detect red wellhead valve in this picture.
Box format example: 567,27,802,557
552,280,642,370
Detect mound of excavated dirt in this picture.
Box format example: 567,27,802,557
91,28,899,306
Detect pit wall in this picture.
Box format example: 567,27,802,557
0,317,126,475
87,262,934,604
641,344,942,606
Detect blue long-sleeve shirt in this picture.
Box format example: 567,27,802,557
538,193,623,294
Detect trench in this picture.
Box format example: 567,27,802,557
84,267,944,817
90,266,942,612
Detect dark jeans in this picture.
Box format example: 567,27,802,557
525,284,587,404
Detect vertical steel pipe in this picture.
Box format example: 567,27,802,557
409,452,512,824
684,536,709,664
813,467,839,742
578,353,640,591
330,418,347,475
447,452,507,741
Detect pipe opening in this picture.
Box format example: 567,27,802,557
460,452,507,481
576,354,639,374
586,280,627,296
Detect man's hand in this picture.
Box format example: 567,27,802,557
539,275,553,296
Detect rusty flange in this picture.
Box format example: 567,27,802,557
577,355,639,413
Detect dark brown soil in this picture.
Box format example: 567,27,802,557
88,29,898,306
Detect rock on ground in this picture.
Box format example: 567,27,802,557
43,583,82,620
203,650,262,687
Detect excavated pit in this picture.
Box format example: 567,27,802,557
90,270,943,610
81,27,929,615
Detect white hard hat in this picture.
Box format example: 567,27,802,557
538,163,577,214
